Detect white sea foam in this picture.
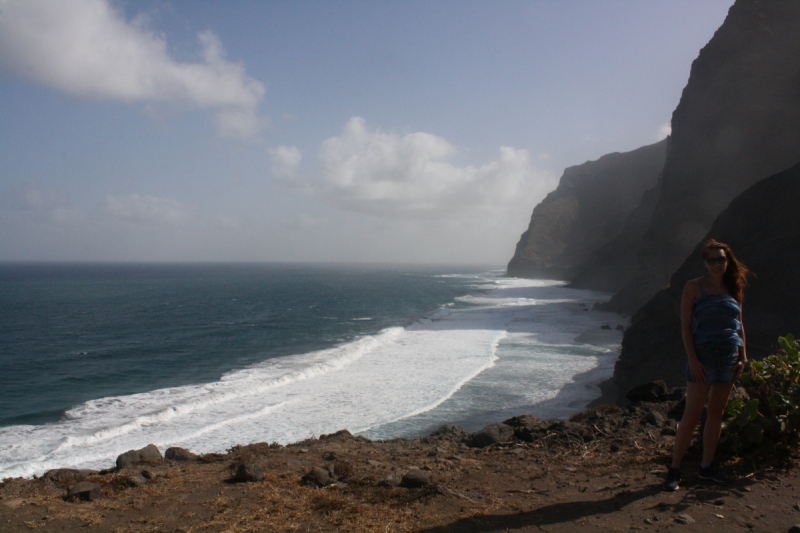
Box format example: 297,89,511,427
0,274,625,479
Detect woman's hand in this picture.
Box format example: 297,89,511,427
733,359,746,381
688,356,706,384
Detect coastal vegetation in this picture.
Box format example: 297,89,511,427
722,335,800,456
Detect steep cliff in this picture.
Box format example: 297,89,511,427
601,161,800,402
568,181,661,293
605,0,800,313
507,140,666,279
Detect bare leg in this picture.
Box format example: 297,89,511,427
702,383,734,465
672,382,710,468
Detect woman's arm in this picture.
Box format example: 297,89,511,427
682,280,705,383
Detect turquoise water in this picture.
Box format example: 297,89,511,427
0,262,487,427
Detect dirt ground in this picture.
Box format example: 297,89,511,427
2,400,799,533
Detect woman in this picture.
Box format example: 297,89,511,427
663,239,751,491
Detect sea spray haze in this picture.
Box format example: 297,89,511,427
0,263,624,478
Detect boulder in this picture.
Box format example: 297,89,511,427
116,450,141,469
165,447,198,462
467,423,515,448
626,381,669,403
67,482,102,501
138,444,163,463
427,425,468,442
319,429,353,441
503,415,547,442
401,470,433,488
644,411,665,426
42,468,96,485
302,466,333,487
234,463,264,483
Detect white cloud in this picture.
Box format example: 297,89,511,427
312,117,550,218
656,122,672,140
102,194,191,226
0,0,266,138
269,145,303,182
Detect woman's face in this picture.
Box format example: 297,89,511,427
704,248,728,275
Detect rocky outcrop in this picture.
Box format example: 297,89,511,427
507,140,666,279
601,161,800,401
605,0,800,313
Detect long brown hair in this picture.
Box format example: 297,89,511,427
702,239,752,303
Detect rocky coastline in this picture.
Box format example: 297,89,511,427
3,381,800,532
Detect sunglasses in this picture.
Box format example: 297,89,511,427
705,257,728,265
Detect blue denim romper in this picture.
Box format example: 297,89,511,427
686,288,743,385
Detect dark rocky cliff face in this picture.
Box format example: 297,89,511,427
507,140,666,279
568,181,661,293
600,161,800,403
605,0,800,313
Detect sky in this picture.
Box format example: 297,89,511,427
0,0,735,265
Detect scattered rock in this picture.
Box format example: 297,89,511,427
427,424,468,442
468,423,515,448
379,470,408,488
302,466,333,487
644,411,664,426
319,429,353,441
141,469,153,480
165,447,198,462
789,525,800,533
117,444,163,469
234,463,264,483
674,514,695,525
116,450,142,469
626,381,669,403
401,470,433,488
367,459,384,467
138,444,163,463
503,415,546,442
610,443,620,452
661,427,677,436
67,482,102,501
322,451,337,461
125,474,148,487
42,468,96,485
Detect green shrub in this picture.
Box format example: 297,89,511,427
721,334,800,456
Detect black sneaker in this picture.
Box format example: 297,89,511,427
663,467,681,491
698,463,732,483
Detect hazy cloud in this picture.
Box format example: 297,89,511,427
1,183,83,224
0,0,266,138
269,145,303,182
314,117,550,218
102,194,192,226
656,122,672,140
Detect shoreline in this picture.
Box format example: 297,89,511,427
2,382,797,532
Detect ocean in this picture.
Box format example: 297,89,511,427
0,263,626,479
